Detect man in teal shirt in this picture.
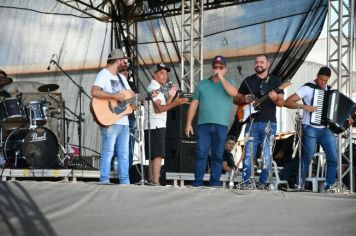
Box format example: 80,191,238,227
185,55,238,186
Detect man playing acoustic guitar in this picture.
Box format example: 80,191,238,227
233,54,284,189
91,48,134,184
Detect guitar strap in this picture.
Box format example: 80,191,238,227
117,74,126,91
259,75,270,96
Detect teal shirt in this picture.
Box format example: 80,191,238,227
193,77,237,126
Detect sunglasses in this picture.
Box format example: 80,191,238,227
212,65,226,70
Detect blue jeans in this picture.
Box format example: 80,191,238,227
243,121,277,185
301,125,337,187
100,124,130,184
193,123,228,187
128,114,136,169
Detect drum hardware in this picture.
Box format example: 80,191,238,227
16,90,23,104
57,141,72,168
47,58,91,158
47,93,61,106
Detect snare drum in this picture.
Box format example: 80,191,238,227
0,98,27,130
26,101,47,126
3,127,59,168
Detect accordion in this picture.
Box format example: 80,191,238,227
310,89,355,132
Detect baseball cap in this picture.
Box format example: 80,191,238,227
155,63,171,72
212,55,226,66
107,49,127,60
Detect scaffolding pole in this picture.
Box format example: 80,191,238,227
180,0,204,93
327,0,355,192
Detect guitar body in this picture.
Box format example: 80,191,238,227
242,104,258,122
90,90,134,126
238,80,292,122
236,105,246,122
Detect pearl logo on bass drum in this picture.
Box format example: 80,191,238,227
30,131,47,142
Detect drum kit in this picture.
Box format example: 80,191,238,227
0,76,63,169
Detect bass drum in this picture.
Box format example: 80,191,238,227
4,127,59,168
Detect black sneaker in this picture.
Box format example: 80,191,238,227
257,184,268,190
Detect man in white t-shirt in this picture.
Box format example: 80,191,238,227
284,66,348,190
91,48,134,184
144,63,188,185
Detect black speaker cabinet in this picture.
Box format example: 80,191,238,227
166,104,197,139
165,138,196,173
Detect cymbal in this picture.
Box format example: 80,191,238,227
38,84,59,92
0,76,13,86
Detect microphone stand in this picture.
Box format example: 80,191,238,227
293,110,303,190
50,59,91,158
260,121,276,189
236,66,258,189
129,69,154,185
128,95,146,185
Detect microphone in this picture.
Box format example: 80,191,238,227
237,65,244,78
47,54,55,70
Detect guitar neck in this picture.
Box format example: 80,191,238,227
125,94,145,104
255,88,282,106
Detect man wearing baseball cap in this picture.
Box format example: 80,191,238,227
144,62,188,185
185,55,238,187
91,48,134,184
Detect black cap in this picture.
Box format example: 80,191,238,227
155,63,171,72
317,66,331,77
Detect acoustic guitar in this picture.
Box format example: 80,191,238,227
91,82,173,126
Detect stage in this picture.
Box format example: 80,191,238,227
1,180,355,236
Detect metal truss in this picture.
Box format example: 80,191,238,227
180,0,204,92
55,0,115,21
55,0,258,22
135,0,259,21
115,18,139,89
327,0,355,192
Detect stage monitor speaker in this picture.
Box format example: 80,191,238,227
166,103,197,139
165,138,196,173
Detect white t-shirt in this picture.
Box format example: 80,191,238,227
296,81,326,129
144,80,167,130
93,68,131,125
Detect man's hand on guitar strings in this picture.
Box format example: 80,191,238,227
245,94,255,103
